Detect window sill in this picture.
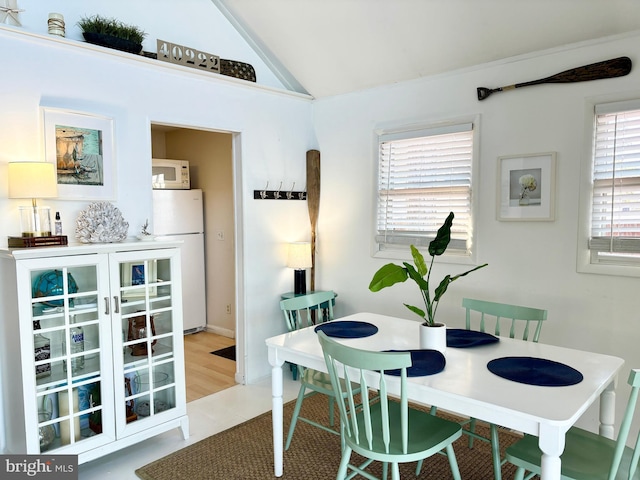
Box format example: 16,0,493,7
577,250,640,278
372,244,476,267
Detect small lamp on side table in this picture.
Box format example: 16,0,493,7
287,242,312,295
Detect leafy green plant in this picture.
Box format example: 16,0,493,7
369,212,488,326
77,15,146,44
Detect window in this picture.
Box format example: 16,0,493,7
587,100,640,268
375,120,476,260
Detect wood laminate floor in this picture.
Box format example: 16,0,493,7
183,331,237,402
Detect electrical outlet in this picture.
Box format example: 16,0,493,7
216,231,224,241
226,304,231,314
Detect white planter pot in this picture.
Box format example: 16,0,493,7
419,322,447,353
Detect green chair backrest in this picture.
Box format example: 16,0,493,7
280,290,336,331
463,297,547,342
317,331,413,454
609,368,640,480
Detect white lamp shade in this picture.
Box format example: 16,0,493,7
287,242,312,269
8,162,58,199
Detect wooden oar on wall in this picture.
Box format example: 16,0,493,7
477,56,632,101
306,150,321,292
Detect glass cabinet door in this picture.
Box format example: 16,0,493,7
21,256,113,454
114,251,180,432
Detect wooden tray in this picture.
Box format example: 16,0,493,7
8,235,68,248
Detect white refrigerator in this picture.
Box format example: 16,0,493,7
152,189,206,333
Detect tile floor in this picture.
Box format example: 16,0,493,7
78,376,299,479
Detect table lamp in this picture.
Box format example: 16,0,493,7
287,242,312,294
8,162,58,237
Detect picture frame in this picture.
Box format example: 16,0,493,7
121,261,157,298
42,107,116,201
497,152,557,221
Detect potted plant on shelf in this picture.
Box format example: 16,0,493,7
368,212,488,352
77,14,146,54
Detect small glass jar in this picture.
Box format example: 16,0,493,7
19,206,52,237
38,411,56,450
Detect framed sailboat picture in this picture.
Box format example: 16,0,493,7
42,107,116,200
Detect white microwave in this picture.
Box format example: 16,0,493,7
152,158,190,189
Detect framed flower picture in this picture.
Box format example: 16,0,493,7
497,152,556,221
42,107,116,201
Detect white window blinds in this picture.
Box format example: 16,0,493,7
376,123,473,254
590,101,640,257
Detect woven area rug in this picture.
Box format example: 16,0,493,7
136,393,522,480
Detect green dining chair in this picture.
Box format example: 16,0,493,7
317,331,463,480
505,368,640,480
280,290,353,450
423,297,548,480
463,298,547,480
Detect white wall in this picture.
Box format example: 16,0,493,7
313,33,640,437
0,2,314,441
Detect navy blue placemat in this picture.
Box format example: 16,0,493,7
314,321,378,339
447,329,499,348
487,356,583,386
383,350,446,377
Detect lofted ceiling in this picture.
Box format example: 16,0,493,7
213,0,640,99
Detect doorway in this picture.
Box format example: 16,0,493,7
150,123,239,397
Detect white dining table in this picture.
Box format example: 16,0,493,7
265,312,625,479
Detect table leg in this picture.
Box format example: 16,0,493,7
599,380,616,439
271,361,284,477
538,424,564,480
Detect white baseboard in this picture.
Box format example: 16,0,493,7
205,324,235,339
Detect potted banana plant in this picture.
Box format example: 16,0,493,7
369,212,488,352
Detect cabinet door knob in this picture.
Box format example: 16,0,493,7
104,297,110,315
113,296,120,314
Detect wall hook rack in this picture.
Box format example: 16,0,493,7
254,181,306,200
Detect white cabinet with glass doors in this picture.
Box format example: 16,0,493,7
0,241,188,463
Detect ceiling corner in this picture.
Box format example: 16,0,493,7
210,0,311,97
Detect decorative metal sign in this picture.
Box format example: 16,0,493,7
156,39,220,74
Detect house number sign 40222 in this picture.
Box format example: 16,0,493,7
156,39,220,74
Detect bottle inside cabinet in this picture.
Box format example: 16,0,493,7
33,320,51,379
63,317,85,372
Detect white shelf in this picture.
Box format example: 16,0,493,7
0,24,311,101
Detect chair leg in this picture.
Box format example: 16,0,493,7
336,446,352,480
413,406,437,476
514,466,526,480
489,423,502,480
445,443,462,480
468,417,477,448
391,462,400,480
382,462,388,479
287,362,299,380
285,385,307,450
